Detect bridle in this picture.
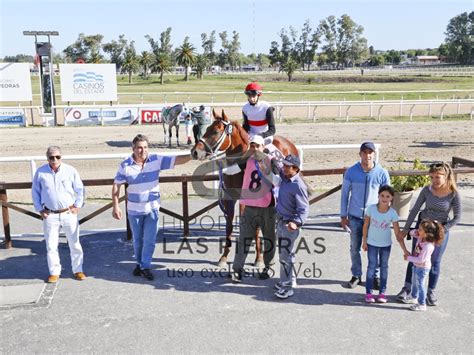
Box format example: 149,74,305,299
199,120,234,160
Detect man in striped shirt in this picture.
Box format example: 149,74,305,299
112,134,191,280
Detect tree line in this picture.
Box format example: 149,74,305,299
2,11,472,83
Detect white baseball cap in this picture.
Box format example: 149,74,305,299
249,135,265,146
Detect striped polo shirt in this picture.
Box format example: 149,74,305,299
114,154,176,215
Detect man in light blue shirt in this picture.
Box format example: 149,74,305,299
340,142,390,288
32,146,85,283
112,134,191,281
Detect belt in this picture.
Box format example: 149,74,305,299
45,205,74,214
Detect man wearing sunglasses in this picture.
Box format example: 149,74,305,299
242,82,276,146
32,146,86,283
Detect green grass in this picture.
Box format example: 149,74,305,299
9,73,474,106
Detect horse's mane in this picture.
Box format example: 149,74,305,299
230,120,249,146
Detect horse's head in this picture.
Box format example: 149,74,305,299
191,109,237,160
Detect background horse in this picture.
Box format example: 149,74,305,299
162,103,190,147
191,109,299,267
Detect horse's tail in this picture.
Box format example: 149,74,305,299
162,107,171,123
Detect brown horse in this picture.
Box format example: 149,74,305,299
190,109,299,267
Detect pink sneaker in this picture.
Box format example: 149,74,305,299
365,294,375,303
376,294,388,303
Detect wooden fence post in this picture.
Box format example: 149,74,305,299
0,183,12,249
182,178,190,238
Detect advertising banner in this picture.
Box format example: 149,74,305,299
0,108,26,125
0,63,33,101
140,105,212,124
64,107,138,125
59,64,117,102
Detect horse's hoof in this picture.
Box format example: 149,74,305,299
217,256,228,268
254,258,264,268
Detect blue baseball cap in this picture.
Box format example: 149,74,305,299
360,141,376,152
282,154,301,168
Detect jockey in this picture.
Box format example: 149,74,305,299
242,82,276,146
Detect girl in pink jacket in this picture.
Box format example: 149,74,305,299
401,220,445,311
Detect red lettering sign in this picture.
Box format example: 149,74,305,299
141,110,162,124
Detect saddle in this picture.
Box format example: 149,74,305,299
161,106,171,121
263,143,285,163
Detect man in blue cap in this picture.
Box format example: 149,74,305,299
274,154,309,299
340,142,390,289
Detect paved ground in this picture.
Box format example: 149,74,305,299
0,192,473,353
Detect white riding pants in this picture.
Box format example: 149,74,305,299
43,212,83,275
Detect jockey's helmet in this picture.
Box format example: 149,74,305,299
199,105,205,111
244,82,263,96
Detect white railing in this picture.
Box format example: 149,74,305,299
28,88,474,105
116,89,474,104
2,98,473,127
51,98,473,123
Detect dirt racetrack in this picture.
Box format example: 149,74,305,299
0,119,473,203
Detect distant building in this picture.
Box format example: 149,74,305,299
210,65,221,74
415,56,440,65
174,66,191,74
241,65,259,72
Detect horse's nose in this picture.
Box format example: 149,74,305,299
191,148,198,160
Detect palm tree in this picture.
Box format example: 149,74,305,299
194,54,209,80
140,51,153,79
122,42,139,84
151,53,172,85
279,57,299,81
176,37,196,81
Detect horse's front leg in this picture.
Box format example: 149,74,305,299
176,124,180,147
254,227,264,268
218,200,236,267
163,123,168,145
168,126,172,148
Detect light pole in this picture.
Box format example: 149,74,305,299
23,31,59,125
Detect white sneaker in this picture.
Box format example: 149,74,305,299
401,296,418,304
410,304,427,311
275,288,294,299
274,281,297,291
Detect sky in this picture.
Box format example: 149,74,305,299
0,0,471,58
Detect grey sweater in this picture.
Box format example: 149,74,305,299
403,185,461,231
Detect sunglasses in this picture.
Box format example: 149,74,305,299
430,162,445,168
48,155,61,161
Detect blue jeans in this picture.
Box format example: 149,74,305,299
277,220,300,289
128,209,160,269
349,216,364,277
349,216,379,278
411,266,429,305
404,230,450,292
366,244,391,294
